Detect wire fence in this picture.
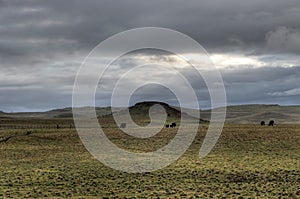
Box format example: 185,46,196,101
0,124,75,130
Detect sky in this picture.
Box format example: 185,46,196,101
1,0,300,112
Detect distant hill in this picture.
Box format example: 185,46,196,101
200,104,300,124
101,101,208,126
129,101,181,118
1,103,299,124
0,107,114,119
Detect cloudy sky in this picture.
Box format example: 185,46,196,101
1,0,300,112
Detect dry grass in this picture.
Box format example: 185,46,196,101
0,123,299,198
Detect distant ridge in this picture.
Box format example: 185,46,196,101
102,101,208,125
0,107,114,119
200,104,300,124
129,101,181,118
1,103,300,124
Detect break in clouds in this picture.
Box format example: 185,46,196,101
0,0,300,111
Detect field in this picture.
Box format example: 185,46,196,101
0,122,299,198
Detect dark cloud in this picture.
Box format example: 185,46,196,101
221,66,300,105
266,26,300,54
221,66,300,83
2,0,300,55
1,0,300,111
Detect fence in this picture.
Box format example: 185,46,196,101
0,124,75,130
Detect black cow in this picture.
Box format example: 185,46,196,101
170,122,176,128
166,124,169,128
260,121,265,126
268,120,275,126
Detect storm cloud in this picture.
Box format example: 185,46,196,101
0,0,300,111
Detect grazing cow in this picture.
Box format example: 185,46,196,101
268,120,274,126
166,124,169,128
170,122,176,128
260,121,265,126
120,123,126,128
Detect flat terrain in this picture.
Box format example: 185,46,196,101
0,123,299,198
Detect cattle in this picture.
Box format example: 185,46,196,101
268,120,275,126
170,122,176,128
166,123,177,128
120,123,126,128
260,121,265,126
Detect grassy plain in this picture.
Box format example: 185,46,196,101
0,122,299,198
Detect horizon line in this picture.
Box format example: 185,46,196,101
1,102,300,113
